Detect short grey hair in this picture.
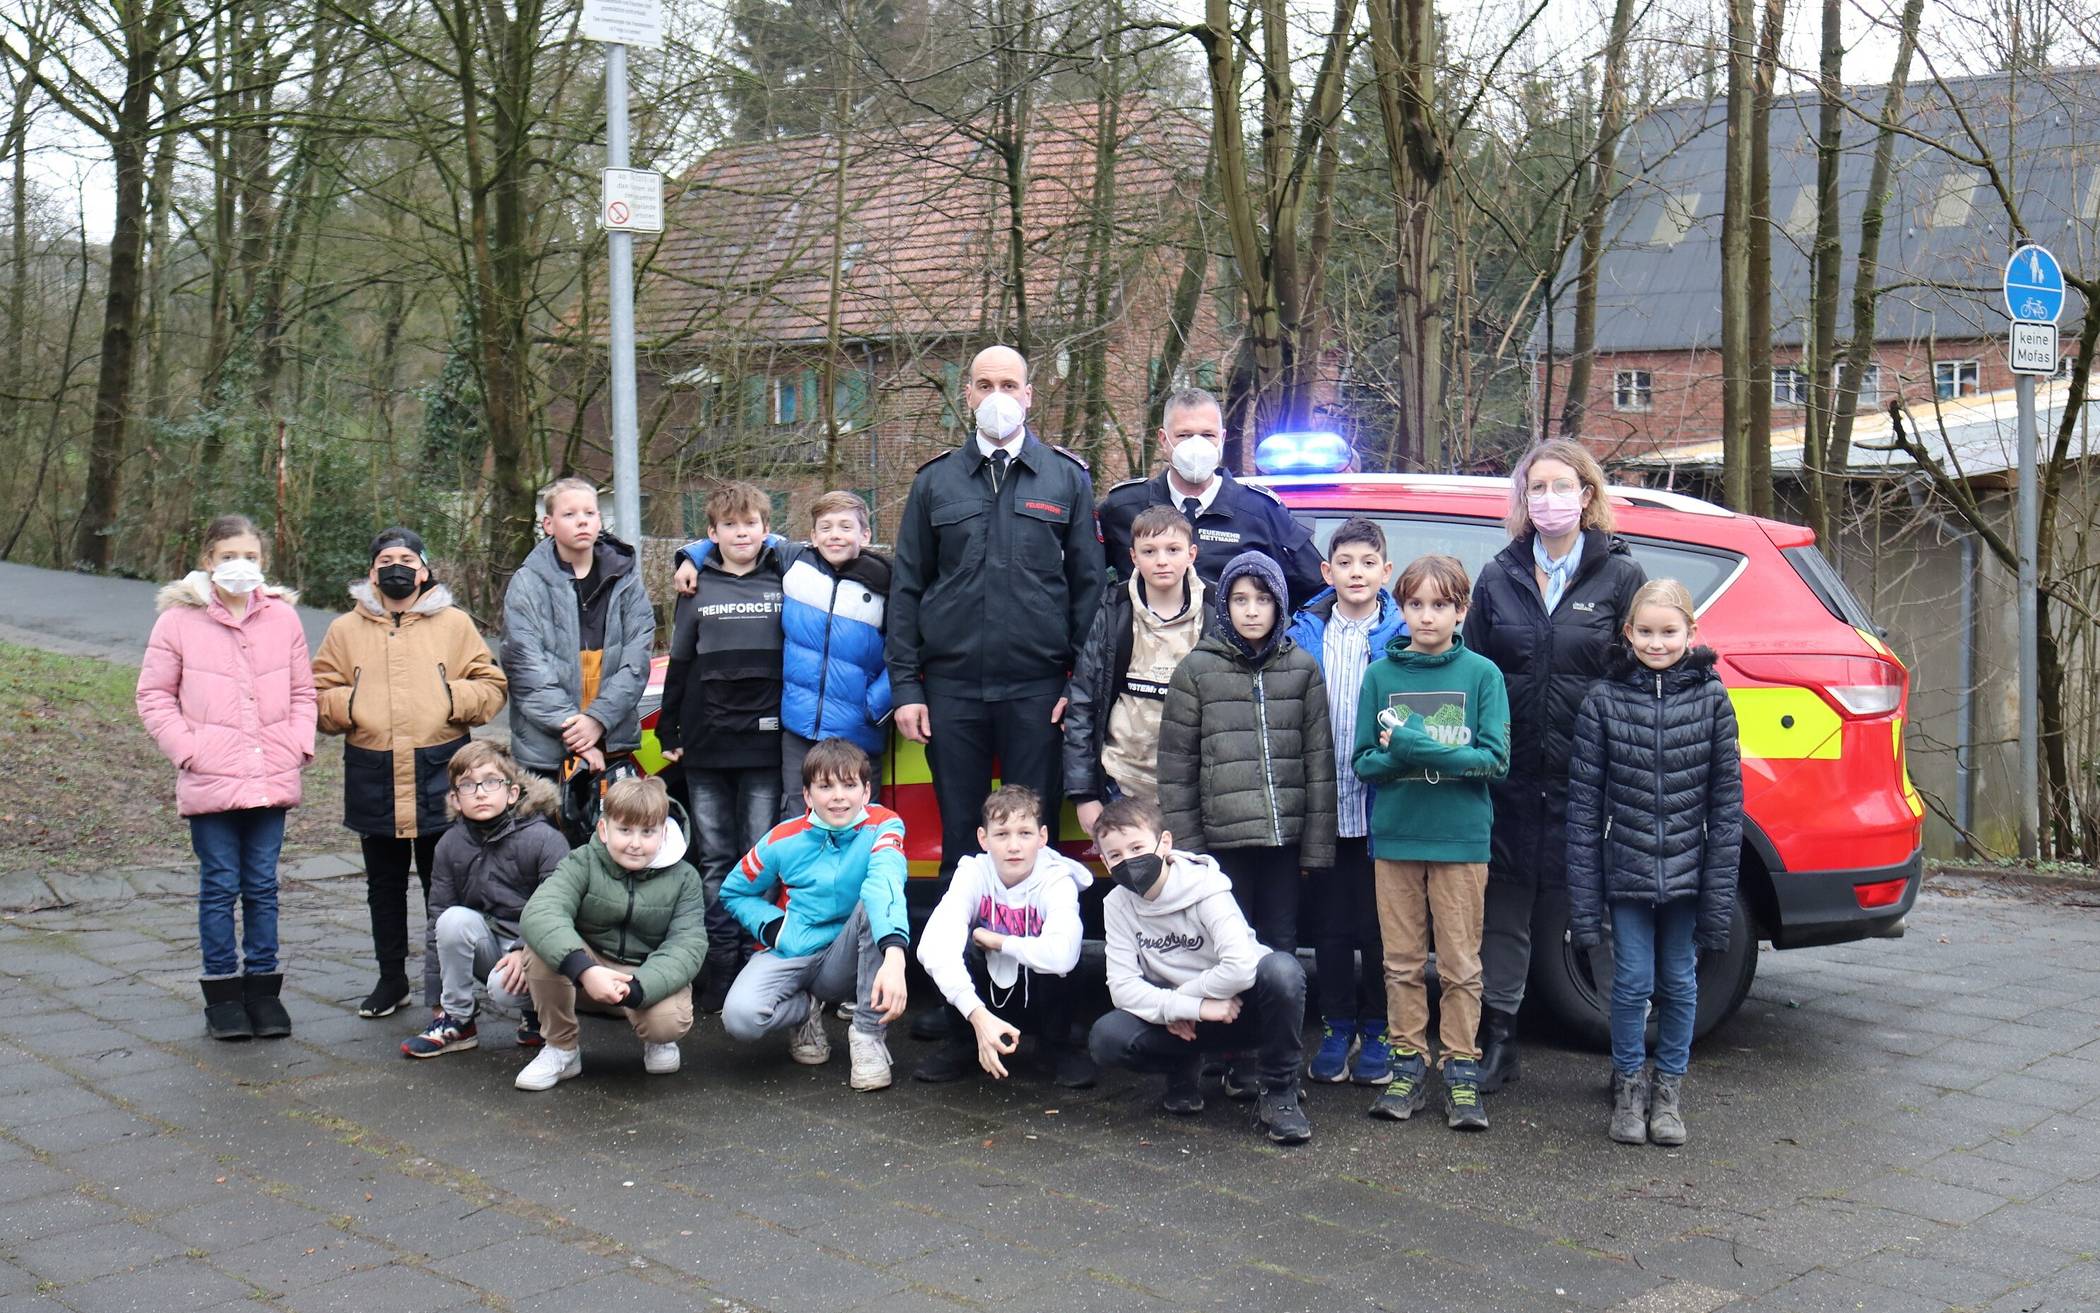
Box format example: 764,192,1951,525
1161,387,1222,425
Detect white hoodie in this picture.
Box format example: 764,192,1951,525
1102,851,1266,1024
916,847,1092,1019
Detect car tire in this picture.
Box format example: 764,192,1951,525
1526,888,1760,1050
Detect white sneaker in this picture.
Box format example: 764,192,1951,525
788,995,831,1065
514,1044,581,1091
835,1001,856,1021
848,1028,892,1091
643,1042,681,1075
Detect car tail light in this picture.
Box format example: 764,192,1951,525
1854,876,1909,909
1730,654,1907,718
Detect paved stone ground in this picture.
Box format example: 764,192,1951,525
2,870,2097,1313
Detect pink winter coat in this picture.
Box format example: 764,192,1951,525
136,572,318,817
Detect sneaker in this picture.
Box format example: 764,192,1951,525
515,1010,544,1049
1351,1022,1394,1085
1049,1045,1099,1090
514,1044,582,1091
1444,1058,1490,1131
358,976,412,1019
401,1015,478,1059
912,1040,974,1083
1368,1051,1430,1121
1648,1071,1687,1147
643,1042,681,1075
835,1001,857,1021
1256,1087,1313,1145
1220,1065,1261,1102
788,996,831,1065
848,1028,893,1091
1161,1062,1206,1115
1308,1019,1356,1083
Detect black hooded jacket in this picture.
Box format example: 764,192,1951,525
1564,646,1743,951
1464,527,1647,882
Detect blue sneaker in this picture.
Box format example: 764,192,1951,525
1309,1019,1356,1083
1351,1021,1393,1085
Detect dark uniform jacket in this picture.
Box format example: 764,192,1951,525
1565,646,1742,951
1465,528,1647,886
1097,470,1325,608
887,432,1106,703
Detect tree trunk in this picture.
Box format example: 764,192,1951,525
1367,0,1444,469
1745,0,1783,518
1557,0,1639,444
1717,0,1753,510
1801,0,1844,551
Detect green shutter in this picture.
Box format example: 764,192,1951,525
742,375,766,427
856,486,877,539
681,491,707,538
1195,360,1218,390
940,361,962,428
838,368,871,425
801,369,819,425
769,491,791,527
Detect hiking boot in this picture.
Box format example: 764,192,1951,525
516,1008,544,1048
788,995,831,1065
1609,1068,1650,1144
1162,1062,1206,1115
1368,1050,1429,1121
402,1015,479,1059
1221,1065,1261,1102
1478,1006,1520,1093
1049,1044,1099,1090
358,974,412,1019
1351,1021,1394,1085
1443,1058,1490,1131
909,1007,955,1041
1648,1071,1686,1147
643,1042,681,1075
200,977,253,1042
514,1044,581,1091
1256,1086,1313,1145
241,972,292,1039
848,1028,893,1091
913,1037,975,1083
1308,1019,1356,1083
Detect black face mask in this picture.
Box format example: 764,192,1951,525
375,564,421,600
1108,852,1166,897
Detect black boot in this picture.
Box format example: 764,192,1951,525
910,1007,958,1042
242,973,292,1039
1478,1006,1520,1094
912,1034,976,1083
201,977,254,1041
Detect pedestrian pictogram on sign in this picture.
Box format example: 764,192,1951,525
2003,244,2067,325
601,169,663,233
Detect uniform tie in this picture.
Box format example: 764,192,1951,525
990,448,1010,493
1180,496,1201,522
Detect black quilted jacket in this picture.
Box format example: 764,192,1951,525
1565,646,1743,950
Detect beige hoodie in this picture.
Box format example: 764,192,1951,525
1100,573,1207,801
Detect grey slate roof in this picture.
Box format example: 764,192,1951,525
1531,67,2100,355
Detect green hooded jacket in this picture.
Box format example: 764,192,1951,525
520,818,708,1004
1352,633,1511,863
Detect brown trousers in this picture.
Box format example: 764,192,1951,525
1373,859,1488,1062
525,945,693,1051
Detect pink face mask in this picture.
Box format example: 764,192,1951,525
1528,491,1582,536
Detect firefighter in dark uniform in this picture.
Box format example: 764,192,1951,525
1096,386,1326,608
888,345,1106,895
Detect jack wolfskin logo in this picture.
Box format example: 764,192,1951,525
1571,601,1597,613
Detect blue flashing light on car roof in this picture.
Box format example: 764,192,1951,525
1254,430,1352,476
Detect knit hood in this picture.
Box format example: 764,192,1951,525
1214,550,1290,663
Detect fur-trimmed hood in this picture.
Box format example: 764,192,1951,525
157,570,299,611
347,577,456,619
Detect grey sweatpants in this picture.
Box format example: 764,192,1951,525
432,905,530,1022
720,904,888,1041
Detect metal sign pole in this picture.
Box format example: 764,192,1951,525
2015,371,2040,860
605,42,642,544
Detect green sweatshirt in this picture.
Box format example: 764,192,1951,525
1351,633,1511,862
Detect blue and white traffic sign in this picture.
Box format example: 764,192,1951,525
2004,243,2066,324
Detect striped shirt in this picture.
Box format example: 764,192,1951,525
1322,610,1376,838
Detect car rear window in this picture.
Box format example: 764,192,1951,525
1305,514,1745,612
1782,544,1880,631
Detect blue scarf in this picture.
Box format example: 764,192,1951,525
1533,533,1584,613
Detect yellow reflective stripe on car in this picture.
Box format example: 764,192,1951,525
1729,687,1842,760
885,738,935,787
1895,717,1925,817
1856,627,1893,658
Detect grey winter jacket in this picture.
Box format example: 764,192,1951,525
501,536,655,771
421,775,570,1008
1565,647,1743,951
1156,552,1337,868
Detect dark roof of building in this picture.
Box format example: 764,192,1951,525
634,99,1205,350
1531,67,2100,355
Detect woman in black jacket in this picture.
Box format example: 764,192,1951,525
1464,440,1646,1090
1565,580,1741,1147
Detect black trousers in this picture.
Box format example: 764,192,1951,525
939,949,1081,1053
1312,838,1385,1022
1088,951,1307,1091
1217,844,1301,956
362,833,439,976
923,689,1063,880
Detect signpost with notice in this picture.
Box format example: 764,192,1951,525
2003,242,2066,859
579,0,664,546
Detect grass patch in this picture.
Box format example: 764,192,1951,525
0,640,346,876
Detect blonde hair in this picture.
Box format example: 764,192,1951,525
1627,578,1698,628
1505,440,1615,538
601,776,669,828
540,477,600,517
809,489,871,532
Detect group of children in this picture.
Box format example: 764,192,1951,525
139,467,1742,1152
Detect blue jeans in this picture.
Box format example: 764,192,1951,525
1609,897,1698,1077
688,767,782,964
190,808,286,978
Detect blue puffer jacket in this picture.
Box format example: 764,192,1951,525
678,537,893,752
1286,586,1409,664
721,805,911,958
